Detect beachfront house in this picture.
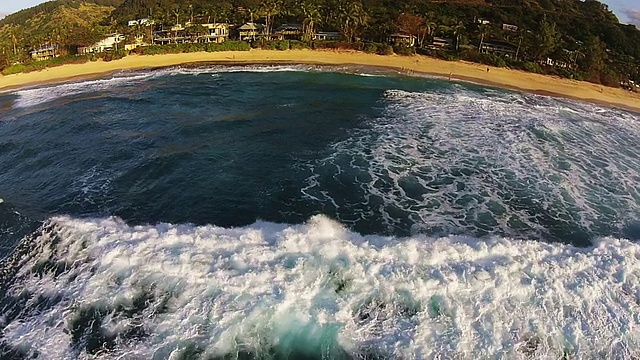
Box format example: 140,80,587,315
197,23,229,43
314,31,341,41
479,40,518,57
275,23,303,40
427,37,452,49
78,34,125,54
238,23,265,41
153,23,190,44
128,18,154,27
388,33,417,47
30,44,59,61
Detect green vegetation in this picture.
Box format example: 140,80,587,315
2,55,90,75
1,0,639,89
132,40,250,54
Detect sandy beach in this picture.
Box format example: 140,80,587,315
1,49,639,112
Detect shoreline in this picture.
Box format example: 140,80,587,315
1,49,639,112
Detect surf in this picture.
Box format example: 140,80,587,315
1,215,639,359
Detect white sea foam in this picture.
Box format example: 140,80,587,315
302,87,640,241
2,215,640,359
11,65,387,109
12,72,168,108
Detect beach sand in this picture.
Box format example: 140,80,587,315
1,49,639,112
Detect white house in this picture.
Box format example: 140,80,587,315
128,18,154,27
78,34,126,54
238,23,265,40
30,44,59,61
198,23,229,43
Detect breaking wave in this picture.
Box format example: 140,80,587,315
302,88,640,244
1,215,640,359
11,65,388,109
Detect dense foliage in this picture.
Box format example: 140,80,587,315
1,0,639,87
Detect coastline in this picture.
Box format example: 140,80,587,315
1,49,639,112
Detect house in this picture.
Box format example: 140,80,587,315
78,34,125,54
128,18,154,27
275,23,302,39
502,24,518,32
238,23,265,40
153,30,189,44
30,44,59,61
388,33,416,47
480,40,517,57
314,31,341,41
429,37,452,49
197,23,229,43
477,18,491,25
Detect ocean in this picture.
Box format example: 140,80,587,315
0,64,639,359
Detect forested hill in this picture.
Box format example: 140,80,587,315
0,0,124,53
110,0,640,59
0,0,124,27
1,0,639,87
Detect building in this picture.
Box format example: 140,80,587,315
502,24,518,32
30,44,59,61
128,18,154,27
238,23,265,40
388,33,417,47
428,37,452,49
314,31,341,41
78,34,126,54
275,23,302,39
477,18,491,25
197,23,229,43
479,40,518,57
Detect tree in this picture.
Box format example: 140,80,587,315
396,13,424,47
259,0,283,35
296,0,323,41
534,17,561,61
579,36,607,82
331,0,369,43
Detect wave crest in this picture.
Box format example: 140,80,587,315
1,215,640,359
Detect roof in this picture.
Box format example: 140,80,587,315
389,33,417,38
238,23,264,30
482,40,517,49
276,23,302,31
201,23,228,29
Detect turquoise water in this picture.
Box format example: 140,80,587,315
0,65,639,359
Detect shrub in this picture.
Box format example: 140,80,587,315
289,40,310,50
254,40,290,50
1,55,91,75
2,64,26,75
376,43,393,55
102,49,128,62
438,52,461,61
393,45,416,56
363,42,378,53
206,41,251,52
522,61,544,73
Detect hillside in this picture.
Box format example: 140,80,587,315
0,0,122,60
0,0,638,87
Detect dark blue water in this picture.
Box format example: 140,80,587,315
1,65,639,359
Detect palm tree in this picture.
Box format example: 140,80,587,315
259,0,283,35
173,8,180,26
333,0,369,43
297,0,323,41
477,23,490,52
450,20,465,50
